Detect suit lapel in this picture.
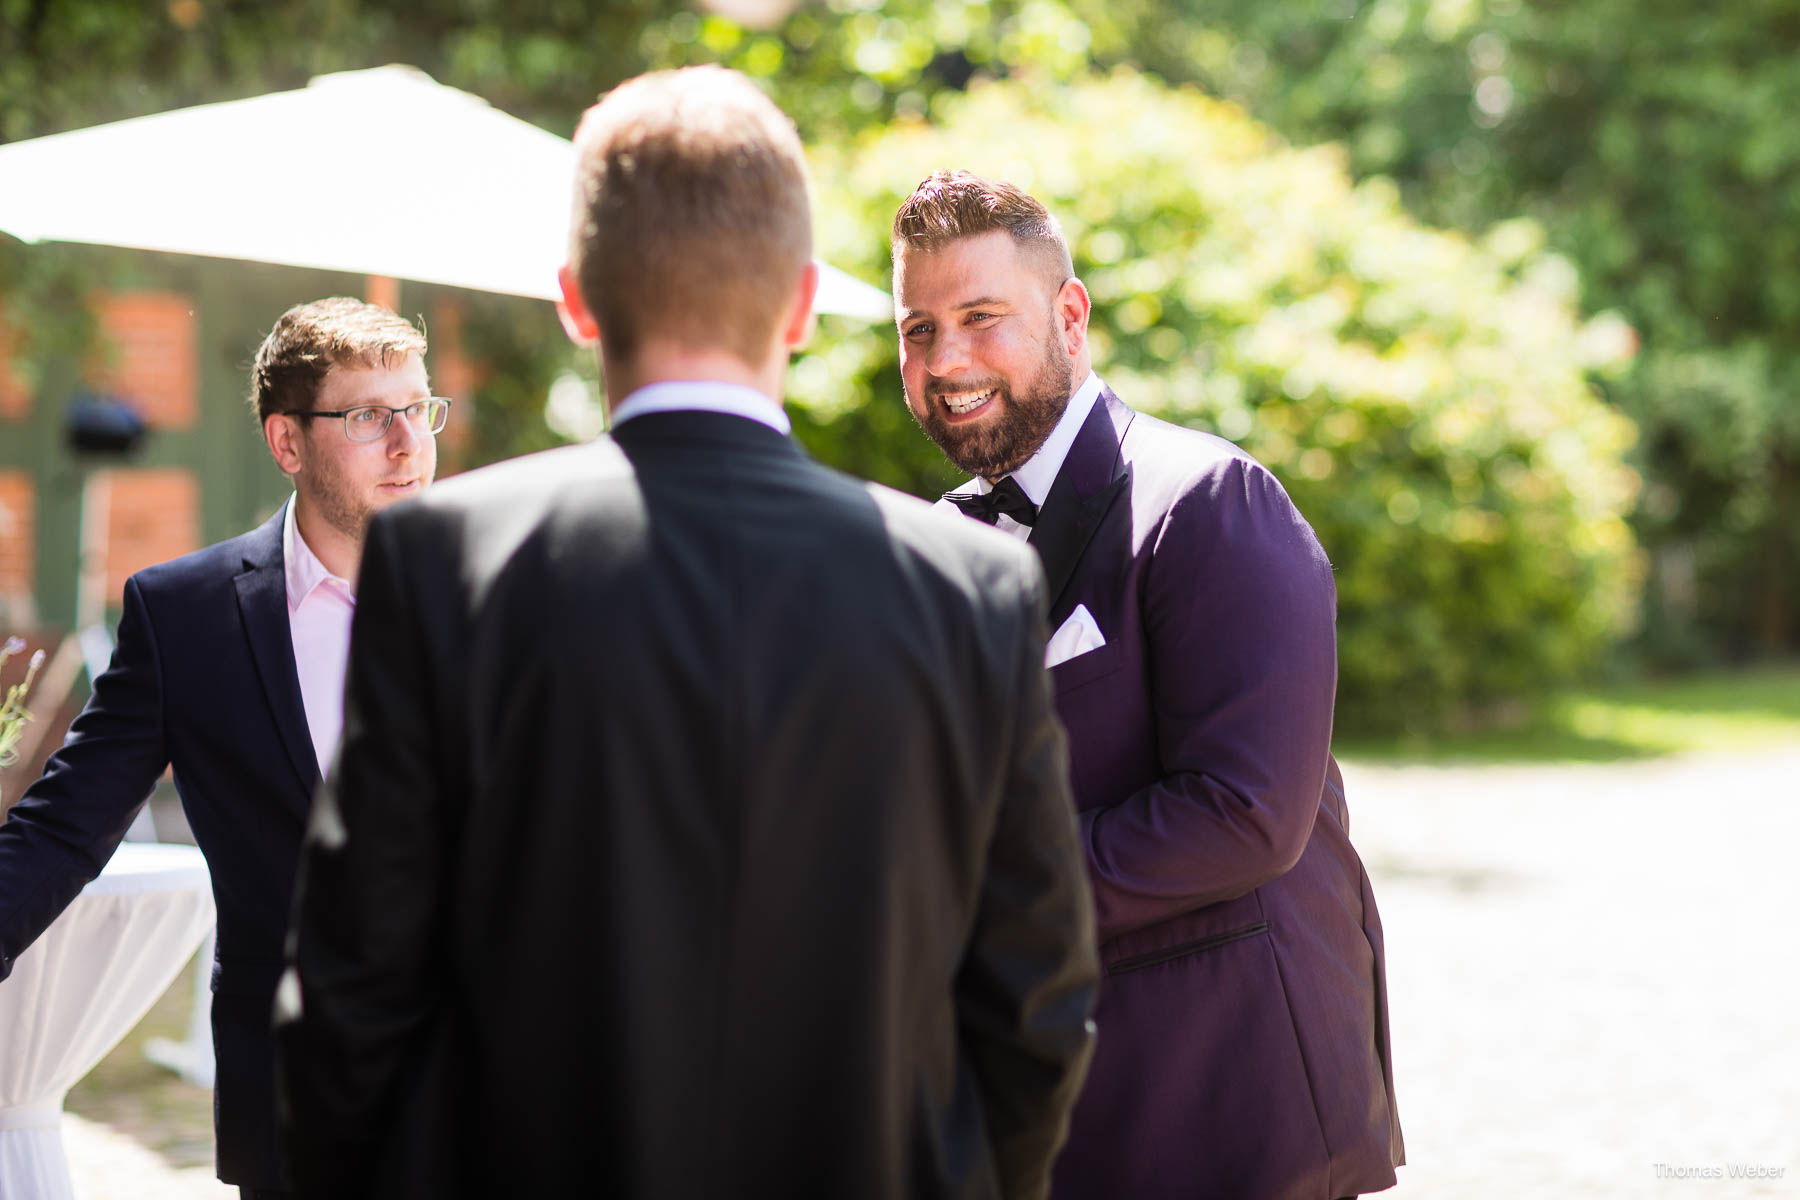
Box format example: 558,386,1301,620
1030,389,1134,614
234,506,321,797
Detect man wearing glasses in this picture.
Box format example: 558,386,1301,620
0,297,442,1199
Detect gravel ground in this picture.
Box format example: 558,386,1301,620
65,1115,231,1200
62,746,1800,1198
1344,746,1800,1198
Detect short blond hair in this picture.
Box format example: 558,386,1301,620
568,67,813,366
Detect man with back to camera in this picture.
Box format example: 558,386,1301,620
0,296,443,1199
275,68,1100,1200
892,170,1404,1200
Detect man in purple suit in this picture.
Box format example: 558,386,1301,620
892,170,1405,1200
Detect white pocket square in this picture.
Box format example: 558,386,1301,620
1045,604,1107,668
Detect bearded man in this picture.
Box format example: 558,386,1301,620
893,170,1404,1200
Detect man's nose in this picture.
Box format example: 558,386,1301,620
387,411,425,454
925,329,970,378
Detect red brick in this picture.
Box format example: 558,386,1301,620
0,312,29,421
85,292,198,430
0,471,33,603
428,296,485,467
105,468,199,604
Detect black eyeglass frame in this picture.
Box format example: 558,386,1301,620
279,397,453,442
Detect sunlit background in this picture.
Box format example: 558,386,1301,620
1,1,1796,1196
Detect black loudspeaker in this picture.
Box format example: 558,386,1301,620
65,394,147,456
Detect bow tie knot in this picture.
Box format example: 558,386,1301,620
946,476,1038,527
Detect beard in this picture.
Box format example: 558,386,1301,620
300,452,377,546
906,318,1075,480
296,432,434,550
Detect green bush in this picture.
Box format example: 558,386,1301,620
1079,0,1800,661
797,70,1641,733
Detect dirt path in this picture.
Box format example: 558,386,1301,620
61,747,1800,1197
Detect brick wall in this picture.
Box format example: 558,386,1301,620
104,468,199,604
428,295,484,467
85,292,198,429
0,312,28,420
0,471,33,624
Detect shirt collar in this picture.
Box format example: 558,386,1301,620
609,380,792,436
975,371,1104,505
283,496,354,612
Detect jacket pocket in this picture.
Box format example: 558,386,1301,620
1050,639,1126,695
1106,921,1271,976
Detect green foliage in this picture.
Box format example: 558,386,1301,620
448,290,575,468
0,238,105,394
0,0,667,144
1075,0,1800,659
802,72,1639,732
0,636,45,782
1,0,1673,725
1336,662,1800,764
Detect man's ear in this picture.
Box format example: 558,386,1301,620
557,264,602,347
782,261,821,352
1055,276,1092,358
264,413,303,477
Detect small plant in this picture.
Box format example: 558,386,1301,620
1,636,47,781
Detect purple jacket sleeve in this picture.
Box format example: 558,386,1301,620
1078,457,1338,943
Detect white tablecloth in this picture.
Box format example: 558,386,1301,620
0,843,215,1200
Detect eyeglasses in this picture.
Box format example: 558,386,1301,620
281,397,452,443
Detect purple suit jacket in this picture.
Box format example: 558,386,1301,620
998,391,1404,1199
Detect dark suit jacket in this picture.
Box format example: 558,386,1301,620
276,412,1100,1200
963,391,1404,1200
0,506,316,1187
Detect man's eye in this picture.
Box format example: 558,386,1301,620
904,323,932,339
349,408,385,425
968,312,994,324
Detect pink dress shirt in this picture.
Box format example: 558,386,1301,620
282,499,356,778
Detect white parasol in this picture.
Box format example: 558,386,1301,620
0,64,892,320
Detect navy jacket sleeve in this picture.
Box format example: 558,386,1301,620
0,575,171,978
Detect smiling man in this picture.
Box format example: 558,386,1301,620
0,297,442,1199
894,171,1404,1200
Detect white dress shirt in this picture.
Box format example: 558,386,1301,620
282,498,355,777
968,370,1105,541
609,380,791,434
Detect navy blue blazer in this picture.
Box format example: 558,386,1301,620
0,505,315,1188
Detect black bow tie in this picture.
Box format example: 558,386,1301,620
945,476,1038,527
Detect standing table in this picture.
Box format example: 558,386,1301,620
0,842,215,1200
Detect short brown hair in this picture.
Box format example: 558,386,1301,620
248,297,427,422
891,169,1074,283
567,66,813,366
